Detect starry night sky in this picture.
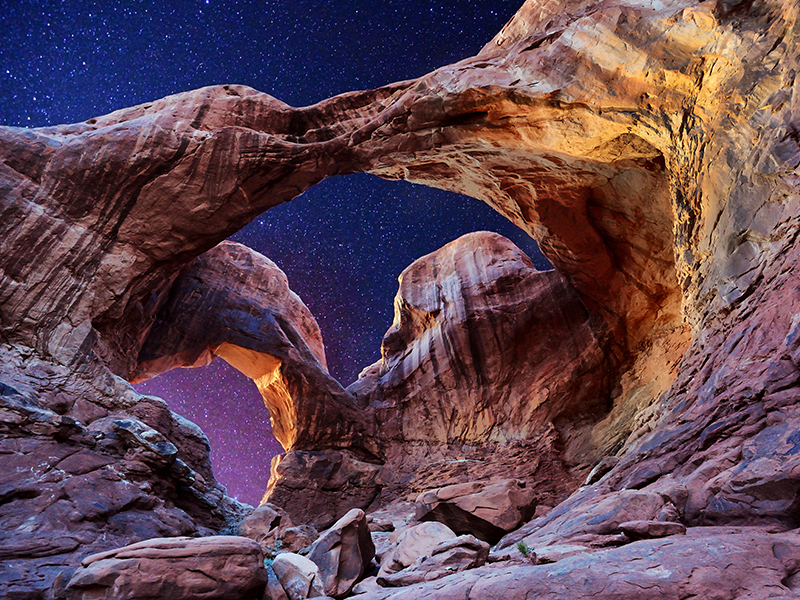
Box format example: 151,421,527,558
1,0,552,505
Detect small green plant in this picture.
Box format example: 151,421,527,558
516,541,531,556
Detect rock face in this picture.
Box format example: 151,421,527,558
415,479,536,543
356,528,800,600
376,535,490,588
237,503,319,557
377,522,457,578
132,240,367,455
351,231,606,445
271,553,326,600
2,0,800,598
0,346,248,599
65,535,267,600
307,509,375,598
349,232,607,504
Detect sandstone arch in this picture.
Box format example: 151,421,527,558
2,0,800,595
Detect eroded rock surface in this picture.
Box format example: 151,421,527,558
350,232,607,506
351,231,606,446
271,553,326,600
65,535,267,600
415,479,536,543
237,502,319,557
376,535,489,588
2,0,800,597
377,522,457,578
0,345,247,599
355,529,800,600
307,508,375,598
132,240,366,455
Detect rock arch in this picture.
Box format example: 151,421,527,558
2,4,800,594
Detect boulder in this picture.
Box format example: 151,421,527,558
377,522,456,577
499,489,667,551
265,566,290,600
619,520,687,540
351,576,382,595
239,503,319,557
415,479,536,543
307,508,375,597
376,535,489,587
271,553,326,600
64,536,266,600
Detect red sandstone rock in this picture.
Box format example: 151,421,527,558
0,348,247,599
619,520,686,539
307,508,375,598
415,479,536,543
376,535,489,588
497,488,668,551
271,553,326,600
265,449,384,530
351,232,605,446
2,0,800,598
354,529,800,599
132,241,368,455
64,535,267,600
377,522,457,578
348,232,606,507
238,503,318,557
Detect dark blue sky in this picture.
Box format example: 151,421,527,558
0,0,550,505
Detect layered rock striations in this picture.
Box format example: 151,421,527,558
0,346,248,599
2,0,800,597
347,231,608,504
131,240,368,455
351,231,606,446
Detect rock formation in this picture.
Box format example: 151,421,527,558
306,508,374,598
414,479,537,543
2,0,800,597
270,553,326,600
64,536,267,600
0,348,248,599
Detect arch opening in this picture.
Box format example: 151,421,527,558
134,358,282,506
129,173,555,507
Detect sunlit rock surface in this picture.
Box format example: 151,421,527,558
2,0,800,597
347,231,606,509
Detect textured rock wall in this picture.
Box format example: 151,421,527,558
350,231,606,446
0,345,248,598
2,0,800,596
131,240,368,455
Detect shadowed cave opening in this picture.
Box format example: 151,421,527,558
134,173,552,505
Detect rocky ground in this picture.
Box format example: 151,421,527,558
2,0,800,598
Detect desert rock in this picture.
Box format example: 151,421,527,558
353,529,800,600
376,535,489,587
377,522,457,578
65,535,267,600
619,520,686,539
238,503,319,557
307,508,375,598
2,0,800,597
415,479,536,543
0,348,247,599
271,553,326,600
